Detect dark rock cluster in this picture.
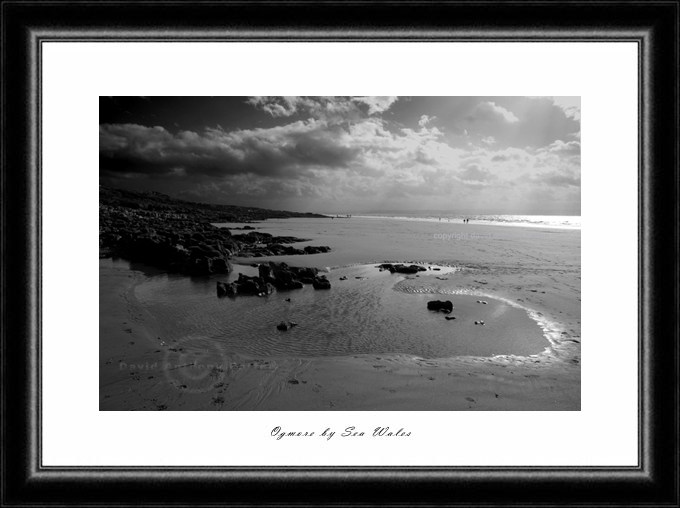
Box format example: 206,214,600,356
427,300,453,313
99,186,331,275
216,262,332,297
216,274,275,297
233,232,331,258
100,206,237,275
377,263,427,274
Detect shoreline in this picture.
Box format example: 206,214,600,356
100,256,580,411
323,215,580,230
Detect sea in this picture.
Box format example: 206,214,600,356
349,214,580,229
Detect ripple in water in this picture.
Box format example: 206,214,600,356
134,264,549,359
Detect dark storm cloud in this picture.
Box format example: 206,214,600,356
99,121,362,180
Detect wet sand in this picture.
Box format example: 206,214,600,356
100,220,580,411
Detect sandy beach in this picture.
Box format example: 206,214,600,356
100,219,580,411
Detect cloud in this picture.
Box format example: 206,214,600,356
552,96,581,121
459,164,493,182
99,120,362,180
540,140,580,157
537,172,581,187
246,96,399,122
353,96,399,115
469,102,519,123
100,97,580,213
418,114,436,127
246,96,300,117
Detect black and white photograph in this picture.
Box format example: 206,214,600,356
99,96,581,411
4,0,679,503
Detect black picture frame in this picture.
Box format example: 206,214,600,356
2,1,678,505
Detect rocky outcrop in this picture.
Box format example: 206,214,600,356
303,245,331,254
216,275,275,297
427,300,453,313
99,186,332,275
231,262,328,292
216,262,330,297
312,275,331,290
237,241,331,258
99,213,237,276
377,263,427,274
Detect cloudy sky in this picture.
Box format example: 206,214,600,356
99,96,580,215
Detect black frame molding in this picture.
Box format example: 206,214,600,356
2,1,678,506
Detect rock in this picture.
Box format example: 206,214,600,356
216,274,273,297
427,300,453,313
339,276,348,281
303,245,331,254
210,257,232,274
474,320,485,325
258,263,274,282
290,266,319,279
394,264,418,274
378,263,426,274
265,261,318,290
277,321,298,331
216,281,229,297
445,316,457,320
312,275,331,290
